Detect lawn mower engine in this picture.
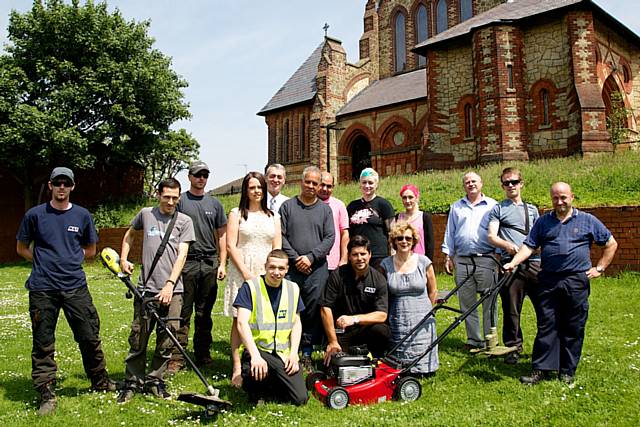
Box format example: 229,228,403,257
308,347,421,410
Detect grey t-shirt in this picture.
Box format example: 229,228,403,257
178,191,227,262
488,199,540,260
131,207,195,293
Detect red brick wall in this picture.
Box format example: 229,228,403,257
96,227,143,264
429,206,639,275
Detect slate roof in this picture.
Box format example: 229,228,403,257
257,43,324,115
414,0,587,51
336,69,427,117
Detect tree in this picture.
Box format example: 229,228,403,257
140,128,200,196
606,91,631,149
0,0,191,209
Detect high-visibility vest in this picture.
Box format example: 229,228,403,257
248,276,300,358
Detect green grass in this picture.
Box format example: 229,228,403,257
0,263,638,426
218,151,640,215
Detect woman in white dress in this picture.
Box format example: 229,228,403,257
226,172,281,387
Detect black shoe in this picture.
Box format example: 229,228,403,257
301,355,314,374
520,370,552,385
195,355,215,368
37,382,56,416
117,388,135,404
504,352,520,365
559,373,575,385
90,374,118,392
144,380,171,399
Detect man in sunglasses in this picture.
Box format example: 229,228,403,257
168,161,227,373
487,168,540,365
320,235,390,365
317,172,349,273
16,167,116,416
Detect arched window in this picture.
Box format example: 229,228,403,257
464,103,474,138
436,0,448,34
395,12,407,72
622,64,631,84
416,4,428,67
459,0,472,22
299,116,306,159
541,89,550,126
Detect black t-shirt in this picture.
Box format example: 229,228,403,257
347,197,395,258
321,264,388,319
178,191,227,259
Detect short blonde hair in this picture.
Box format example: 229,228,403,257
389,221,420,251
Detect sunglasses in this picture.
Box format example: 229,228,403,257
193,172,209,179
51,179,73,187
502,179,521,186
395,235,414,242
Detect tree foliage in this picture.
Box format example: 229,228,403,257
141,128,199,196
606,91,630,147
0,0,192,207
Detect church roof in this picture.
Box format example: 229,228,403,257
336,69,426,117
257,43,323,115
414,0,639,51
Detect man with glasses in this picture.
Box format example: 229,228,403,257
320,235,389,365
17,167,116,416
169,161,227,373
487,168,540,365
317,172,349,272
442,172,497,351
265,163,289,214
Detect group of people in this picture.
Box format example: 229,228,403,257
16,162,617,414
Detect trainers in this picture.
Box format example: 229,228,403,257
91,374,118,392
559,373,575,386
301,355,314,374
167,359,185,375
37,382,56,416
117,388,135,404
504,352,520,365
520,370,552,385
145,381,171,399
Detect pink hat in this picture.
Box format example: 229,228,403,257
400,184,420,198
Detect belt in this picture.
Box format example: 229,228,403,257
186,254,215,262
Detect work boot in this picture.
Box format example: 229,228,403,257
90,373,118,392
559,373,575,386
195,355,215,369
117,381,138,404
167,359,185,375
520,370,553,385
504,352,520,365
144,380,171,400
37,382,57,416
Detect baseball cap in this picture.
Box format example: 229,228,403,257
189,161,210,175
50,167,75,184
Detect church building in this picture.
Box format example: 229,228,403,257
258,0,639,182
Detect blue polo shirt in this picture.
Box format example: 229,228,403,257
523,208,611,273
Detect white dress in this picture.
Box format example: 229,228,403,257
223,208,278,316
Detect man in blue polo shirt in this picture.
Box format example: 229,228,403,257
16,167,116,416
504,182,617,385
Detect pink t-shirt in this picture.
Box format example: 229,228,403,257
323,196,349,270
397,211,425,256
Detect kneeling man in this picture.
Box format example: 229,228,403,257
321,235,390,365
234,249,308,405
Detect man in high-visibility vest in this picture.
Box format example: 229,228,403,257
234,249,308,405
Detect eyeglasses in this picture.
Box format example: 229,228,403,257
193,172,209,179
502,179,521,187
395,235,414,242
51,179,73,187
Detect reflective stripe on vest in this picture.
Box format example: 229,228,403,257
248,277,299,357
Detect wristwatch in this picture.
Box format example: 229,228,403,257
595,266,605,273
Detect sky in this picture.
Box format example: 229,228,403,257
1,0,639,190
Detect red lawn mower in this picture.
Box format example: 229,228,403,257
308,256,519,409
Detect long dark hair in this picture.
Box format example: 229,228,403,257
238,172,272,220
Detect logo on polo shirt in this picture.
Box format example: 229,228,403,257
364,287,376,294
67,225,79,232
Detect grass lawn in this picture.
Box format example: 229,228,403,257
0,262,638,426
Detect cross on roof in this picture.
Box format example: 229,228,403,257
323,22,329,37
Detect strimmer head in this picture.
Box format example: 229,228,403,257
100,247,122,275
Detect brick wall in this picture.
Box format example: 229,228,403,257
96,227,143,264
429,206,639,275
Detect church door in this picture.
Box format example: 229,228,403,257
351,136,372,180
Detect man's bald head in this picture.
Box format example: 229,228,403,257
550,182,574,218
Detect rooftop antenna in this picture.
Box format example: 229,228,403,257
323,22,329,38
